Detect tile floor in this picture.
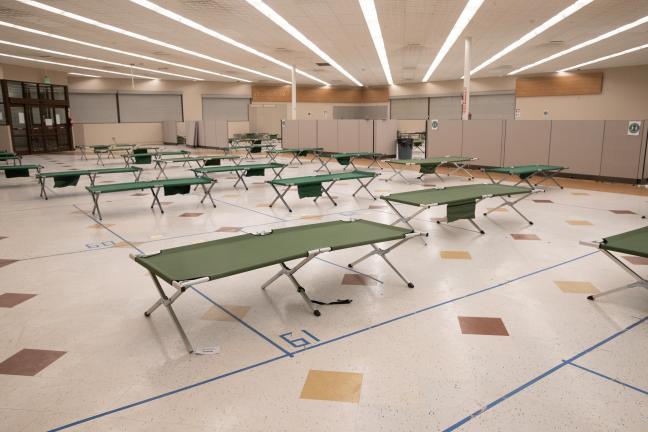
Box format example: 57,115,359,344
0,147,647,431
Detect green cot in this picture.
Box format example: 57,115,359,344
0,164,42,179
266,147,323,165
385,156,477,183
231,143,276,159
0,153,22,165
193,162,287,193
482,165,567,189
267,170,379,212
132,219,426,352
154,155,240,179
37,166,143,199
317,151,384,173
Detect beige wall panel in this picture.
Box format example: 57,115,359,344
503,120,551,165
358,120,373,152
462,120,504,166
282,120,299,148
600,120,644,179
426,120,462,156
317,120,338,153
298,120,317,149
549,121,604,175
374,120,398,155
338,120,360,153
75,122,162,146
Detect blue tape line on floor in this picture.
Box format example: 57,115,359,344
569,363,648,396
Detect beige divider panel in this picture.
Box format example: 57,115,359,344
462,120,504,166
338,120,360,152
503,120,550,166
199,120,227,148
317,120,338,153
359,120,373,152
281,120,299,148
298,120,317,149
426,119,461,156
643,120,648,181
549,121,604,175
374,119,397,155
600,120,644,179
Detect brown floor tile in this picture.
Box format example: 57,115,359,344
341,274,377,286
300,370,363,403
301,215,323,220
486,207,508,213
216,227,241,233
179,212,204,218
533,199,553,203
223,194,239,198
368,205,386,209
201,305,250,321
440,250,471,260
458,316,509,336
0,349,66,376
86,223,115,229
0,293,37,308
566,220,593,226
610,210,636,215
511,233,540,240
623,255,648,265
0,236,6,241
0,259,18,269
554,280,600,294
571,192,590,196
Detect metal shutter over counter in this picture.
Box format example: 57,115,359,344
118,94,183,123
69,93,118,124
202,97,249,121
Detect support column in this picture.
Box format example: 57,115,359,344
462,38,471,121
291,65,297,120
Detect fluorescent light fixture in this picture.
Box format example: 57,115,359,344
558,43,648,72
0,52,154,79
68,72,101,78
246,0,363,86
16,0,289,84
509,15,648,75
471,0,593,76
422,0,484,82
129,0,328,86
0,20,248,82
358,0,393,85
0,39,203,80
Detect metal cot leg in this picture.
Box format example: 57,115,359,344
269,183,293,212
588,250,648,300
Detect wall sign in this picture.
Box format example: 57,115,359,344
627,121,641,136
430,119,439,130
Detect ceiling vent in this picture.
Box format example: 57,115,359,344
316,62,331,67
179,0,232,13
0,7,32,18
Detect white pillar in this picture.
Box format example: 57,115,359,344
462,38,471,121
291,65,297,120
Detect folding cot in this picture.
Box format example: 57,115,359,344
37,166,142,199
86,177,214,220
232,143,276,159
267,170,379,212
266,147,323,165
155,150,192,160
91,145,111,166
0,152,22,165
381,183,537,235
192,162,286,193
582,226,648,301
385,156,477,183
317,151,384,173
123,148,157,167
154,155,240,179
482,165,567,189
0,164,42,179
132,219,426,352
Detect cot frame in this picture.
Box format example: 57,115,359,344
0,164,43,178
195,163,287,199
232,144,276,160
38,168,142,200
267,148,323,165
154,156,240,179
268,173,378,212
131,228,426,353
0,154,22,166
385,157,477,183
482,166,567,189
317,153,384,174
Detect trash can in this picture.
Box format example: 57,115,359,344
397,137,413,159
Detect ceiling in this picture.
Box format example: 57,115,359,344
0,0,646,85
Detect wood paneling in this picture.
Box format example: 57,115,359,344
516,73,603,97
252,85,389,103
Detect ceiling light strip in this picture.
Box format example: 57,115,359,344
509,15,648,75
422,0,485,82
558,43,648,72
0,52,154,79
471,0,593,75
358,0,393,85
0,20,248,82
68,72,101,78
0,39,202,80
245,0,363,86
16,0,289,83
129,0,328,85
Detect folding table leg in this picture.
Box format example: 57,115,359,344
144,272,194,353
260,254,321,316
150,187,165,213
588,250,648,300
269,183,292,211
351,176,377,199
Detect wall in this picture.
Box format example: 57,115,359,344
390,76,515,98
73,123,163,146
0,64,68,85
516,66,648,120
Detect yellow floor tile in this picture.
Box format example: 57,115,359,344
300,370,363,403
440,250,472,260
201,305,250,321
554,281,600,294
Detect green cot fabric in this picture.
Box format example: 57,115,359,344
135,219,412,284
251,146,262,153
336,156,351,166
87,177,210,194
270,170,375,187
54,175,80,188
382,184,531,206
5,168,29,178
133,148,148,155
387,156,471,165
485,165,564,179
245,168,265,177
193,163,284,174
297,183,322,198
447,201,476,222
39,167,140,178
297,150,309,157
205,158,221,166
134,155,152,164
164,184,191,195
419,163,441,174
600,226,648,258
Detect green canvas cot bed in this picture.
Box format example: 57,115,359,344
122,148,158,166
317,152,384,173
192,162,287,193
385,156,477,183
91,145,111,166
155,150,192,160
0,164,42,179
267,170,379,212
231,143,276,159
154,155,241,179
266,147,323,165
86,177,214,220
482,165,568,189
132,219,426,352
0,153,22,165
582,226,648,301
37,166,143,199
381,183,538,236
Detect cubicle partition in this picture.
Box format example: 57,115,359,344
427,119,647,182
